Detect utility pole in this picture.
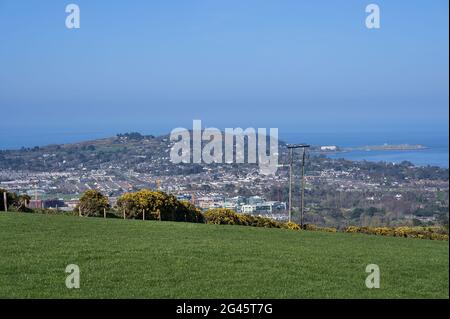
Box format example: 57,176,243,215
287,144,310,225
300,146,309,228
288,147,293,222
3,191,7,212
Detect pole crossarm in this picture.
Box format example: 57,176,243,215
287,144,310,149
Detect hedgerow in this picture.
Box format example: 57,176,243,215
304,224,337,233
3,188,448,241
203,208,289,229
345,226,448,240
203,208,305,231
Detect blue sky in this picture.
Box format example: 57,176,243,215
0,0,448,147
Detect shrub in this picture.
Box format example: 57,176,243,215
0,189,32,212
204,208,284,229
344,226,448,241
76,189,109,217
177,201,204,223
304,224,337,232
282,221,301,231
116,190,203,223
203,208,242,225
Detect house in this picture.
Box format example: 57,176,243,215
320,145,337,151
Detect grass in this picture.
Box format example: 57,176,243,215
0,212,448,298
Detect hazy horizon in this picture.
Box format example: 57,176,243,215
1,0,448,149
0,0,449,140
1,124,448,150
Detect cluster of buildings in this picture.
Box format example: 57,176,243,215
26,198,79,211
177,194,288,220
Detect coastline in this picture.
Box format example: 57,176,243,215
325,147,449,168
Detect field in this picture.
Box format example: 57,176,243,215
0,212,448,298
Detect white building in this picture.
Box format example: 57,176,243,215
320,145,337,151
241,202,286,215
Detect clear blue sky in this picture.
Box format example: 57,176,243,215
0,0,448,147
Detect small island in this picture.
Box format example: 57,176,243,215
312,144,428,154
348,144,428,151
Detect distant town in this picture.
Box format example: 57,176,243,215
0,133,448,228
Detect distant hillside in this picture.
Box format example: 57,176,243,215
0,131,289,173
0,133,153,171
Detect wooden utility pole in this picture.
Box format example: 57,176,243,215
300,147,307,228
104,207,106,219
288,148,293,222
287,144,310,226
78,206,81,217
3,192,7,212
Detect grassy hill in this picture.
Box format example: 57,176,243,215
0,212,448,298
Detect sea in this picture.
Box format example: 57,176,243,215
0,129,448,168
280,131,449,168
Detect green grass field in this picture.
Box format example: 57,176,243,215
0,212,448,298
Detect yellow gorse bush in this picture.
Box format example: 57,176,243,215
116,189,203,223
344,226,448,241
282,221,301,231
304,224,337,233
204,208,305,231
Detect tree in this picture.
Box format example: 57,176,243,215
0,188,16,211
0,189,31,212
13,194,31,212
77,190,109,217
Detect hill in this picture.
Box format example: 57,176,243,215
0,131,288,173
0,212,448,298
0,133,174,173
